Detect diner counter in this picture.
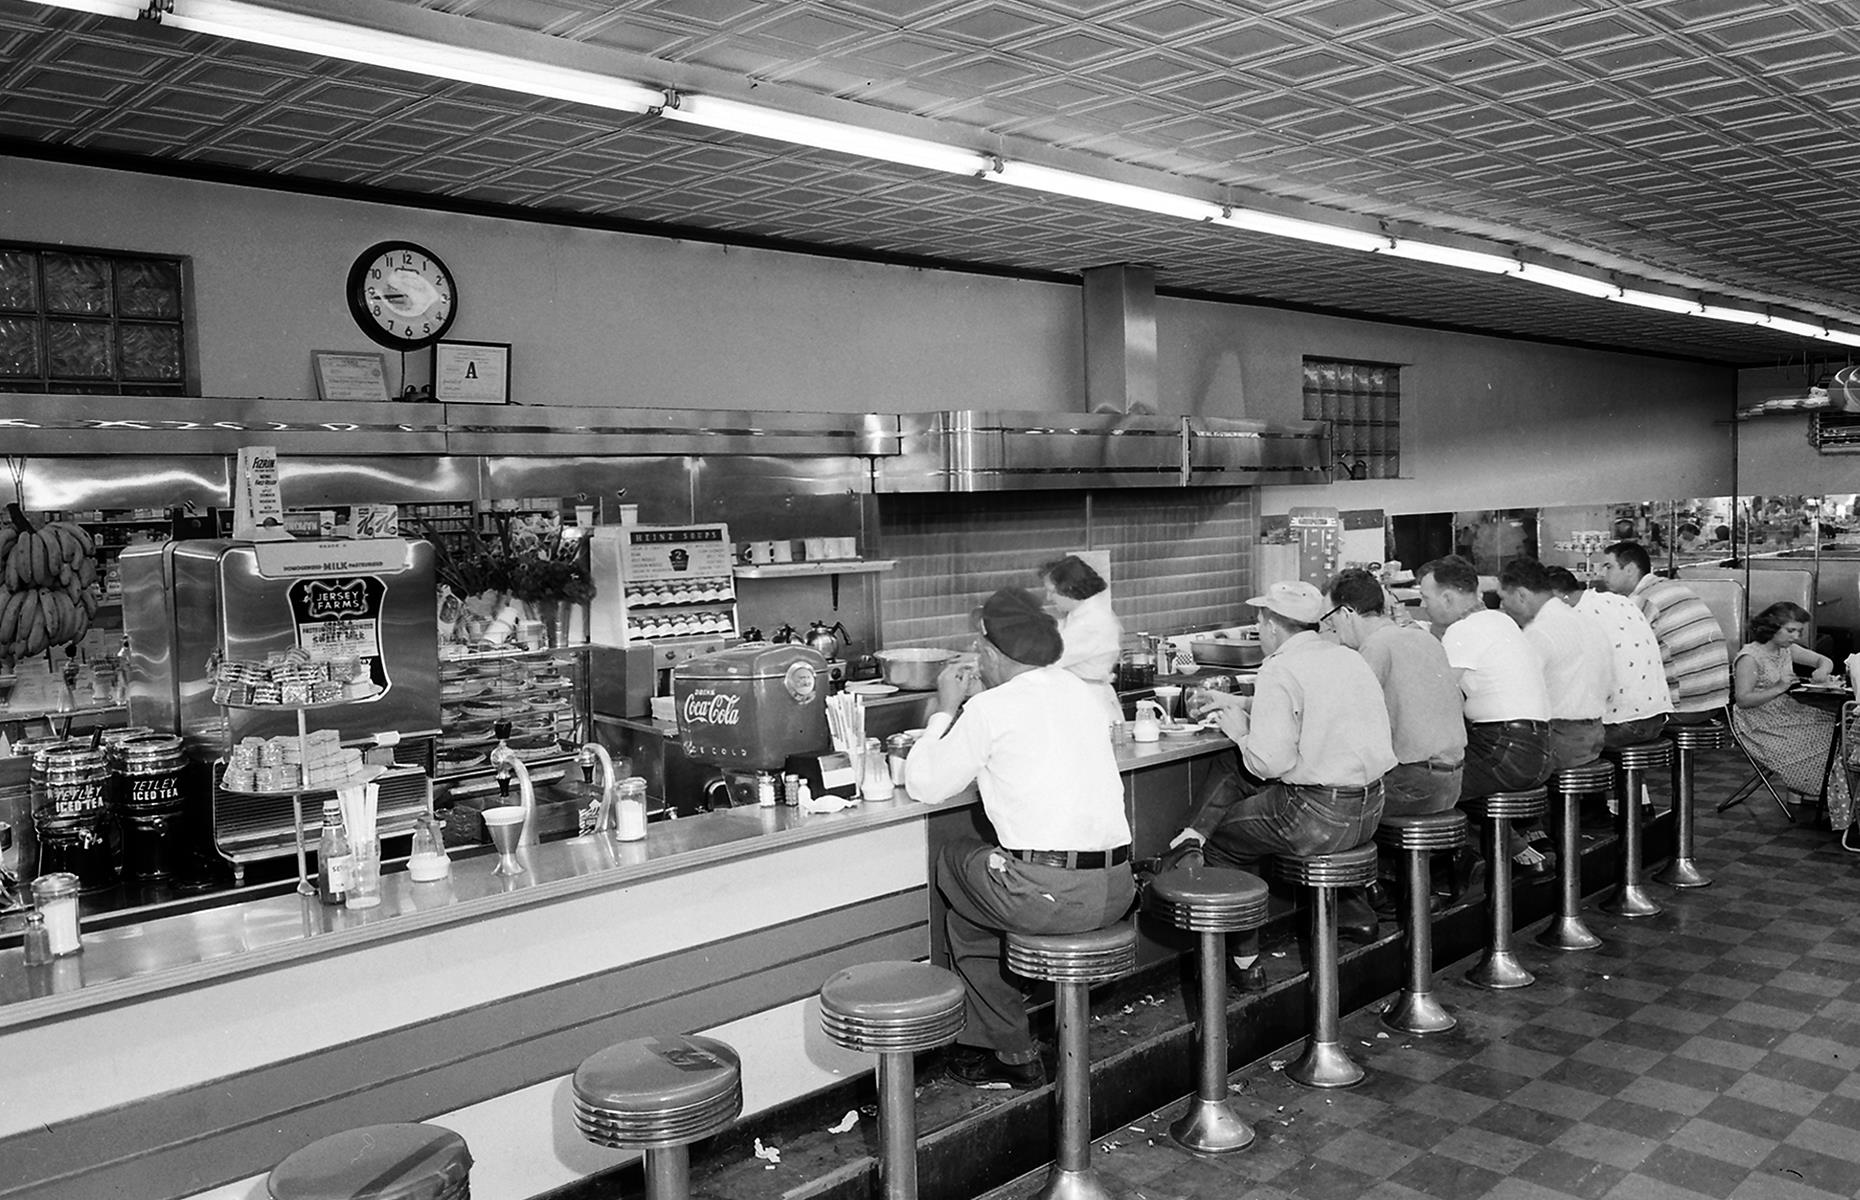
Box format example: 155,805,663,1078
0,720,1234,1200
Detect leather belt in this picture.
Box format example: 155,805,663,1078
1007,846,1131,869
1419,758,1463,773
1473,719,1548,732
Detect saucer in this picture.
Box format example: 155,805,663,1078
845,682,899,696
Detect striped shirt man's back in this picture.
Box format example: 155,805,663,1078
1631,577,1730,714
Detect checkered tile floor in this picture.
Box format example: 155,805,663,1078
982,751,1860,1200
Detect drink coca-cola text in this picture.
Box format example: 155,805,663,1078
682,691,741,726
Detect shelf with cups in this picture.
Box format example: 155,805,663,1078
731,559,896,580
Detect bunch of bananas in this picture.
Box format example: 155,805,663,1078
0,508,101,662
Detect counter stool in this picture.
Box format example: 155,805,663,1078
819,962,966,1200
267,1123,471,1200
1144,864,1270,1153
572,1034,743,1200
1601,741,1672,918
1539,761,1613,953
1006,922,1138,1200
1462,788,1548,990
1658,721,1727,889
1272,843,1379,1088
1374,812,1468,1034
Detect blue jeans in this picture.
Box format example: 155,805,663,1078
1462,720,1551,799
1383,759,1463,817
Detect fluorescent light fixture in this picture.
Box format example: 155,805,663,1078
988,162,1222,222
1697,304,1767,325
662,94,990,175
1213,208,1389,252
1614,289,1702,315
161,0,664,113
1514,263,1620,299
1821,329,1860,347
1382,238,1519,275
32,0,145,15
1764,316,1829,339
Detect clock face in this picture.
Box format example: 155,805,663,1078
347,241,457,350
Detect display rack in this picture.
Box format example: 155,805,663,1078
435,641,593,802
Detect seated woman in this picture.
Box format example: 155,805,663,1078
1731,601,1855,849
1038,554,1122,729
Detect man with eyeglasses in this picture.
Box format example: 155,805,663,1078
1164,580,1396,984
1324,569,1466,819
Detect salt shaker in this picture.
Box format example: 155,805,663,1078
21,910,52,966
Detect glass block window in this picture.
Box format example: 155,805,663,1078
1302,357,1400,480
0,243,189,395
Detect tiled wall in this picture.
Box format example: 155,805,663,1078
876,488,1259,651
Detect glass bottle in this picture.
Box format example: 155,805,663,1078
316,800,352,906
407,814,451,881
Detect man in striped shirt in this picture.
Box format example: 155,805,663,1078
1598,542,1730,723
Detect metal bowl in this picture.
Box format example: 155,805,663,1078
1188,637,1262,667
873,647,959,690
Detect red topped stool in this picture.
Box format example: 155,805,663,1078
1601,741,1672,918
1539,761,1613,953
1658,721,1727,889
1375,812,1468,1034
1273,843,1379,1087
1462,788,1548,990
1145,863,1270,1153
1007,922,1138,1200
819,962,966,1200
572,1034,743,1200
267,1123,471,1200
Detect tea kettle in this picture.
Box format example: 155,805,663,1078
769,623,800,644
804,620,852,660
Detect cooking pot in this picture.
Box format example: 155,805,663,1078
1188,635,1264,668
873,647,958,690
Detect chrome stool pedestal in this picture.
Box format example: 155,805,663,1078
1540,761,1613,952
820,962,966,1200
572,1035,743,1200
1273,843,1379,1087
1145,864,1270,1153
1658,722,1727,889
1007,922,1139,1200
1375,811,1468,1033
1602,741,1672,918
1462,788,1548,990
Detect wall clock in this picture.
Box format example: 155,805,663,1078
346,241,457,351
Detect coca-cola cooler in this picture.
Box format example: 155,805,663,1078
672,644,830,773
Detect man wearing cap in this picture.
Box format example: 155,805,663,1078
1168,580,1397,986
905,586,1135,1090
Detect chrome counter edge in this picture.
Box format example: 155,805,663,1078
0,728,1234,1032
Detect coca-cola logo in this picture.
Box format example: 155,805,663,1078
682,690,741,726
300,578,371,620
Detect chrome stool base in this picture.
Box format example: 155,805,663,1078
1463,789,1547,991
1376,811,1469,1035
1538,915,1603,953
1384,989,1457,1035
1285,1038,1365,1090
1540,761,1611,953
1602,741,1670,919
1655,856,1712,889
1170,1095,1257,1156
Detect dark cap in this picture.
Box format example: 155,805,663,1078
970,587,1064,667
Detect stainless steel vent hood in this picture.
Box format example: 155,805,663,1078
878,410,1326,492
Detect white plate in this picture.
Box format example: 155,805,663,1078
845,682,899,696
1158,722,1206,737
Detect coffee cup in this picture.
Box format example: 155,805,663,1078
1152,685,1182,721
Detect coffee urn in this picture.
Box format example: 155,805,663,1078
672,644,830,807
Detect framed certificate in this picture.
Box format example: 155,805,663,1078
311,350,391,402
430,339,512,404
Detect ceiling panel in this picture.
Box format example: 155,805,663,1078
4,0,1860,365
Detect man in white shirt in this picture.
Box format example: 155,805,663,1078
1548,567,1673,746
906,586,1134,1090
1420,555,1554,875
1497,557,1614,773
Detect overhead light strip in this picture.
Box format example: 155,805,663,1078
32,0,1860,349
